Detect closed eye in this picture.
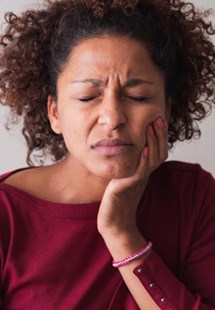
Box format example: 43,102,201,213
127,96,150,102
78,95,151,102
78,94,102,102
79,96,97,102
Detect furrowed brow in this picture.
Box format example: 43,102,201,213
124,79,154,88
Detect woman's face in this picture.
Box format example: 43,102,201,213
49,35,169,180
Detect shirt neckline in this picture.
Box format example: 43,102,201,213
0,168,101,218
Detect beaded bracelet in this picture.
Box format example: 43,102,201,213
112,241,153,268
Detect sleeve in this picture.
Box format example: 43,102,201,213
133,170,215,310
0,189,11,307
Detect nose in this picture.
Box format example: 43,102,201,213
98,93,127,130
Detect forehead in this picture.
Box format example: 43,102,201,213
61,35,164,83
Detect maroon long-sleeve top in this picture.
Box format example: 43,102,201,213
0,161,215,309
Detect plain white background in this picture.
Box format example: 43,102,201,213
0,0,215,176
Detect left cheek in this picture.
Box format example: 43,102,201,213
142,107,166,128
133,113,161,146
132,122,147,148
148,106,165,120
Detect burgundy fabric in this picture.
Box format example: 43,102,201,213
0,161,214,309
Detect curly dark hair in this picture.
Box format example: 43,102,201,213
0,0,215,165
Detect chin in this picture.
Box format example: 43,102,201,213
92,162,138,180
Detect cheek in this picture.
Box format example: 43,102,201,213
61,116,90,152
132,109,156,131
132,105,165,144
143,104,167,125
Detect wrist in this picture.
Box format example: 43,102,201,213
101,229,148,263
101,226,142,246
112,241,153,268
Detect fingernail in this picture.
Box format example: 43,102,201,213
148,124,154,134
143,147,149,157
156,117,164,128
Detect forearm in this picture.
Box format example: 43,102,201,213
102,231,160,310
102,231,215,310
97,121,215,309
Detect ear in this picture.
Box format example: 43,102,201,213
47,95,62,134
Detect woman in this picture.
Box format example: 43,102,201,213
0,0,215,309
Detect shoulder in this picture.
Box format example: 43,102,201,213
0,167,39,189
150,160,215,205
0,166,51,201
0,168,34,204
149,160,215,198
145,161,215,231
0,168,29,183
0,164,68,204
154,160,214,181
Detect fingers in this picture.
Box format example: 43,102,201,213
146,117,168,172
126,117,168,184
154,117,168,162
107,117,168,193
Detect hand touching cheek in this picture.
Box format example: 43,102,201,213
97,116,168,238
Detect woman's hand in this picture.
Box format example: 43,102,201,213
97,117,168,310
97,117,168,241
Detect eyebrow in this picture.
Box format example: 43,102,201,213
124,79,154,87
70,78,154,87
70,79,102,86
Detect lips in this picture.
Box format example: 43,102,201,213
92,139,133,155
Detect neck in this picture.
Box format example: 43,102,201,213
49,156,110,203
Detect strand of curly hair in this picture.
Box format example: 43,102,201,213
0,0,214,165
